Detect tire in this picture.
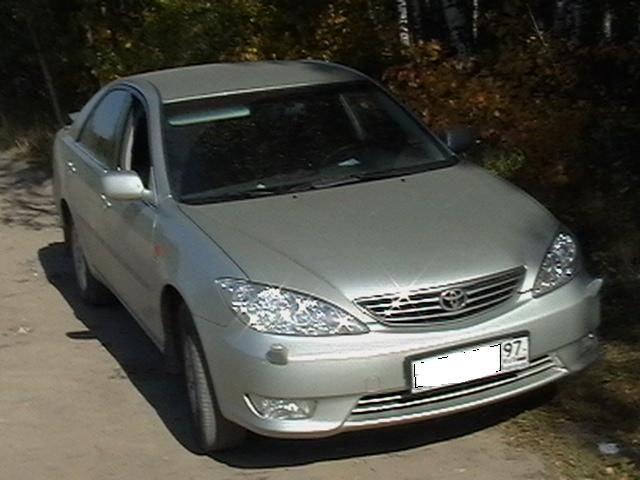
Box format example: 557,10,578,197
70,221,114,306
179,304,246,452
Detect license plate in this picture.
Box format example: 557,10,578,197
411,336,529,393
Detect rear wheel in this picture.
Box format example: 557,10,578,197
70,222,114,306
179,304,246,451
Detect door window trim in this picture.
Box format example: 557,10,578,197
117,88,158,207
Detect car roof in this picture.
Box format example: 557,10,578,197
127,60,365,104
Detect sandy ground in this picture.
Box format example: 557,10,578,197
0,154,555,479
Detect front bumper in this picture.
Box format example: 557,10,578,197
195,273,602,439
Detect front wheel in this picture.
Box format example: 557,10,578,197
180,304,246,451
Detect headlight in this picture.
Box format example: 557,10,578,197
532,232,579,297
215,278,369,336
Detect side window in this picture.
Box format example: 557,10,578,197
78,90,132,169
121,99,153,189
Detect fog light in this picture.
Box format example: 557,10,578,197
247,394,316,420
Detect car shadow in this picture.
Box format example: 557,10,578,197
38,241,554,469
38,241,199,453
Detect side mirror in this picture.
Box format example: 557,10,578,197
442,126,478,154
102,171,153,202
65,112,79,126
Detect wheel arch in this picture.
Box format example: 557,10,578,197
160,284,188,373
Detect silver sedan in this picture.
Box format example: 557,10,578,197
53,60,602,451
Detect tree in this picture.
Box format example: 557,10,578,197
0,0,79,126
441,0,469,55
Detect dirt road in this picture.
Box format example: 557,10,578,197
0,154,553,479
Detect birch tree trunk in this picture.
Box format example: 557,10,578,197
397,0,411,46
442,0,469,56
603,3,613,41
472,0,479,42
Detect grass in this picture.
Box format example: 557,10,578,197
503,295,640,480
504,408,638,480
11,128,54,164
0,120,55,166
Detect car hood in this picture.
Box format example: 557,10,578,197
178,162,558,301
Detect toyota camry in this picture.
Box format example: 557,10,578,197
53,60,602,451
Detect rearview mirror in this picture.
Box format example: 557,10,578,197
442,126,478,154
102,171,153,202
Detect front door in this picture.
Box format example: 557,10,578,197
100,96,163,342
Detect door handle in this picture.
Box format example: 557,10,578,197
100,194,112,209
66,161,77,173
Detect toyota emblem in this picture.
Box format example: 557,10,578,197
439,288,468,311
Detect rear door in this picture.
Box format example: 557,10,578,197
66,89,132,282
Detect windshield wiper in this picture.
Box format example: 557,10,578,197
357,162,449,180
309,164,443,190
181,187,280,204
311,175,363,189
180,162,451,204
307,163,449,191
180,181,319,204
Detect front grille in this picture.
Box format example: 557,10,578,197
355,266,525,325
351,356,557,416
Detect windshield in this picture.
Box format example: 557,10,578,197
163,82,453,204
